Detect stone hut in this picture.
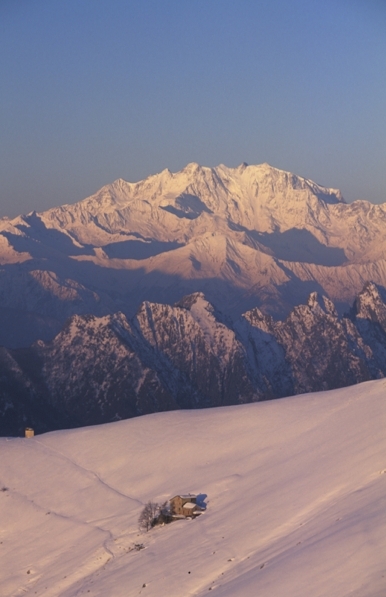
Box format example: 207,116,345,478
170,494,201,517
25,427,34,438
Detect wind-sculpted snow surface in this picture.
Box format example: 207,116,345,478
1,162,386,347
2,283,386,436
0,380,385,596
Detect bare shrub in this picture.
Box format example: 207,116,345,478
138,499,175,531
138,501,160,532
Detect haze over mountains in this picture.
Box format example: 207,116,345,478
2,162,386,435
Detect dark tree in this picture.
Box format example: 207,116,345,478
138,501,160,532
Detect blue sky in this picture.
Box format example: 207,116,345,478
1,0,385,217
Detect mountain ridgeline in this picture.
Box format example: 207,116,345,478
2,162,386,435
1,282,386,436
2,162,386,349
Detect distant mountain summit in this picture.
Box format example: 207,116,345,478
0,162,386,348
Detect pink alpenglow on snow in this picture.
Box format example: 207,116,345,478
0,379,385,596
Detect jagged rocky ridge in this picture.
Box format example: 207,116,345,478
1,282,386,436
2,162,386,349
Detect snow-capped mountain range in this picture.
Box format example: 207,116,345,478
2,282,386,436
2,162,386,434
1,162,386,348
3,165,385,596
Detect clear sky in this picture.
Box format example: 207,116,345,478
1,0,385,218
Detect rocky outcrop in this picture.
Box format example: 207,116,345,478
133,293,258,408
240,292,378,395
2,285,386,436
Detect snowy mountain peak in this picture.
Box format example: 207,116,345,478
181,161,202,173
1,161,386,351
242,306,271,327
352,282,386,326
175,292,234,334
237,161,249,171
307,292,337,316
176,292,210,311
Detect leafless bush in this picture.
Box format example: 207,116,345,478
138,500,172,531
138,501,160,532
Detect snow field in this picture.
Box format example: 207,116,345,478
0,379,385,596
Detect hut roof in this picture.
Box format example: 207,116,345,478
183,502,197,510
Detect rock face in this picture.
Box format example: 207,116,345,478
133,293,257,409
239,292,376,396
1,162,386,348
2,284,386,436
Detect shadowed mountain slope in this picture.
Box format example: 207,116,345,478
1,283,386,436
1,163,386,348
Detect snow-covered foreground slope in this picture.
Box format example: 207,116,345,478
1,381,385,597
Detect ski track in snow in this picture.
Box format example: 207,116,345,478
34,437,145,508
3,439,147,596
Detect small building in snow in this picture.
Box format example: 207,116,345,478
170,494,202,517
